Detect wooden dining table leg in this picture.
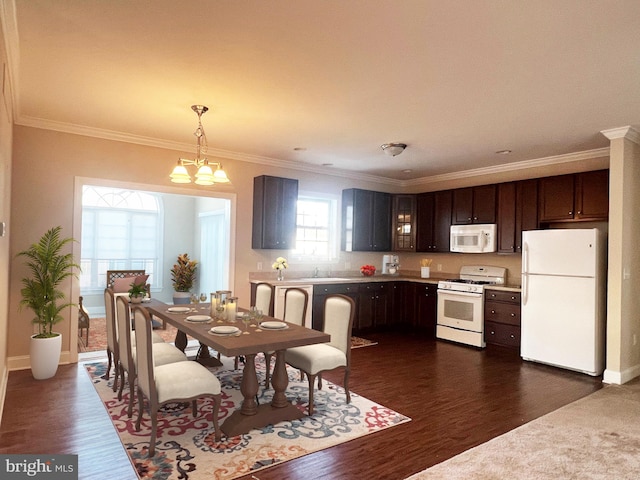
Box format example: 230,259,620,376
174,330,222,367
239,353,259,415
270,350,289,408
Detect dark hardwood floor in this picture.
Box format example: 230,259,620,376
0,331,602,480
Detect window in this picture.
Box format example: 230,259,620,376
291,194,338,262
80,186,163,292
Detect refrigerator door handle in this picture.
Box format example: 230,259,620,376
522,242,529,306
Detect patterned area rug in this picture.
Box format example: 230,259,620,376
86,356,409,480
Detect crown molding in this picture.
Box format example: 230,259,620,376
17,114,609,189
402,147,610,187
601,126,640,144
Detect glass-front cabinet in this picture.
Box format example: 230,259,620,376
392,194,416,252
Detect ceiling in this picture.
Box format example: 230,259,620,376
4,1,640,183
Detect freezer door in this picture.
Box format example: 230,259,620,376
521,274,604,375
522,229,598,277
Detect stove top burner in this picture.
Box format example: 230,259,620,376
447,279,495,285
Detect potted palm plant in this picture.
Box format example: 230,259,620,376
170,253,197,304
128,282,147,304
17,226,79,379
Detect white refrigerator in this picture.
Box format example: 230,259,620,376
521,228,606,376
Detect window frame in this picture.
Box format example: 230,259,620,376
289,191,339,264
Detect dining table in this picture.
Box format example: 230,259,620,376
143,299,330,437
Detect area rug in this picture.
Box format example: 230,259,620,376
405,380,640,479
86,357,410,480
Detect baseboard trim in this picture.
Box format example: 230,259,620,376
603,363,640,384
0,365,8,427
7,350,73,372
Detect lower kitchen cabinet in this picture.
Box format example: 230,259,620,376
358,282,389,330
410,283,438,337
484,290,521,348
311,283,359,331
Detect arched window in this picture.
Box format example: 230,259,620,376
80,186,163,291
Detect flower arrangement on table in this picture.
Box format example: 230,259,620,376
360,264,376,276
272,256,288,280
170,253,198,292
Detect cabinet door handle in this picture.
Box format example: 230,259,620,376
511,313,516,317
491,310,496,314
577,210,582,214
568,211,573,215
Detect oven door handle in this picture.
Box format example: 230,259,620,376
437,290,483,298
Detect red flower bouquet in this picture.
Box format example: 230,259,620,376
360,264,376,276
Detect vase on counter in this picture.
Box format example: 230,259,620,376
277,269,284,281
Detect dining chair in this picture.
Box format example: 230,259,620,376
115,296,189,417
284,294,355,415
107,269,166,329
103,288,164,392
264,287,308,388
255,282,274,317
78,295,90,347
231,282,275,370
131,304,222,457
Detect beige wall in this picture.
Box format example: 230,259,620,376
0,16,13,419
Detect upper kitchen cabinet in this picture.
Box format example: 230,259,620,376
342,189,392,252
497,179,538,254
252,175,299,249
392,194,416,252
538,170,608,223
416,190,453,252
452,184,497,224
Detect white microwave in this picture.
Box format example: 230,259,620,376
450,224,497,253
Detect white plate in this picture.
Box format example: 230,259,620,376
260,321,288,330
185,315,212,322
210,325,240,334
167,306,190,313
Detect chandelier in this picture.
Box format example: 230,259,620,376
170,105,231,185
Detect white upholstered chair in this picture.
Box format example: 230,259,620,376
131,304,222,457
285,294,354,415
103,288,163,393
264,287,308,388
115,296,188,417
255,282,274,317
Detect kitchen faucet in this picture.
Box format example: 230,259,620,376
313,267,319,278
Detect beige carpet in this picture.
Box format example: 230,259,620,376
406,379,640,480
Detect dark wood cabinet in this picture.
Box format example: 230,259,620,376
252,175,298,249
392,194,416,252
538,170,608,223
484,290,521,349
358,282,389,330
497,179,538,254
341,189,392,252
311,283,359,331
414,283,438,336
452,185,496,225
575,170,609,220
416,190,453,252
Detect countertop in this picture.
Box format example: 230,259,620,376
250,275,522,292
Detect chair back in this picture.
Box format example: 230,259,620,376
323,294,355,360
131,305,156,399
104,288,117,352
283,287,309,326
255,282,274,316
115,296,134,374
107,269,151,297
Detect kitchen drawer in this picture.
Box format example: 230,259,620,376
485,290,521,303
485,321,521,348
313,283,359,295
484,301,521,326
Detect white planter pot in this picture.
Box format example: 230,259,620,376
173,291,191,305
30,333,62,380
